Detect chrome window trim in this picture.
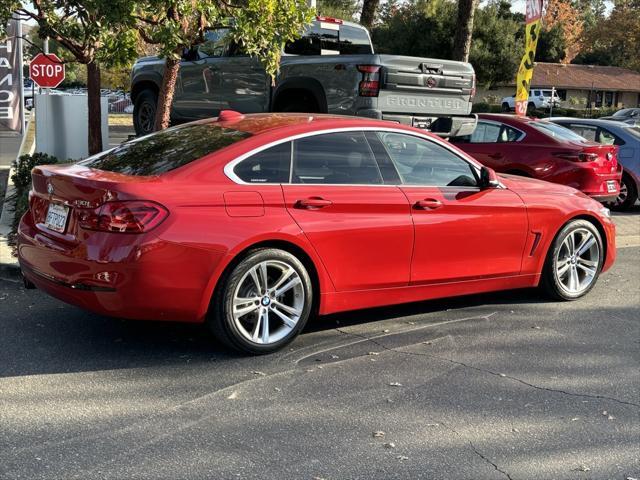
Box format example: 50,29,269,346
224,126,492,187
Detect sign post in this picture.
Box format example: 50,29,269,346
29,53,65,89
515,0,545,116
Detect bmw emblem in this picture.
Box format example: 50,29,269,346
47,183,54,195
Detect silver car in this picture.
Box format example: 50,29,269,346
550,117,640,210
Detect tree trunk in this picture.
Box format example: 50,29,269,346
86,61,103,155
452,0,478,62
154,53,181,131
360,0,379,29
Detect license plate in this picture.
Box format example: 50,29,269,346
413,118,434,129
607,180,618,193
45,203,69,233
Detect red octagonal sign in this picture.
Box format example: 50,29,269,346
29,53,65,89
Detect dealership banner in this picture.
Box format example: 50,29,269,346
515,0,544,116
0,18,24,134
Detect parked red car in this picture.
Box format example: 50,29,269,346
18,112,616,354
451,113,623,202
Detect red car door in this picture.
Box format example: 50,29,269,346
281,131,414,291
374,131,529,284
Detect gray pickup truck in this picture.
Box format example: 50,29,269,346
131,17,477,137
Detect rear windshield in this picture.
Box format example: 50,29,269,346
79,123,251,176
529,121,587,142
284,23,373,55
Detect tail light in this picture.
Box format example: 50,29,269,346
553,151,599,162
357,65,381,97
78,201,168,233
470,74,476,98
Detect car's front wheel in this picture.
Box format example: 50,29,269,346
541,219,604,301
209,248,313,354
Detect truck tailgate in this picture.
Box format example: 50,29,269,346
378,55,474,116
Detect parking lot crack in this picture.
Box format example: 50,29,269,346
437,420,514,480
334,327,640,409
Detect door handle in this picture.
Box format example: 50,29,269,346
488,153,504,159
295,197,333,209
414,198,443,210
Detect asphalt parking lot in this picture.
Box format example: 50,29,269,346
0,215,638,480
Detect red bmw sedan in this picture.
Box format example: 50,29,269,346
18,112,616,354
450,113,623,202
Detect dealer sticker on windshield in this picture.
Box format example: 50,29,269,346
45,203,69,233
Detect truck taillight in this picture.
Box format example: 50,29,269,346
470,74,476,98
357,65,381,97
78,201,168,233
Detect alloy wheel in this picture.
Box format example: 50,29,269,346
615,181,628,206
138,102,155,134
231,260,305,345
555,228,600,294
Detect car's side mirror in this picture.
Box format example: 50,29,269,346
480,166,500,189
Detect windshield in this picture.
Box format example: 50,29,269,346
529,121,588,142
79,123,251,176
613,109,633,118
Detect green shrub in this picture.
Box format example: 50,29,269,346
10,152,59,231
11,153,58,191
472,102,492,113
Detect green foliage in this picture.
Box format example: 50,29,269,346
11,153,59,192
472,102,503,113
317,0,359,20
536,24,566,63
10,153,59,230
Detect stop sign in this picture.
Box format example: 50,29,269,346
29,53,65,89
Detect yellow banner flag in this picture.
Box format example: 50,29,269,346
515,0,544,116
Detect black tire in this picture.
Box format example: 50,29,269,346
541,219,604,301
133,89,158,136
527,102,536,114
501,102,510,112
208,248,313,354
275,92,319,113
610,173,638,211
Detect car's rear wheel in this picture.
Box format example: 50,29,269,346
501,102,510,112
541,219,603,301
209,248,313,354
133,89,157,136
610,173,638,211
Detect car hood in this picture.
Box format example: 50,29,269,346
498,173,580,196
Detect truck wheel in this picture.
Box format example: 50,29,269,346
275,91,319,113
501,102,511,112
133,89,158,136
610,173,638,211
527,102,536,114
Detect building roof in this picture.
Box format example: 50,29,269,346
496,63,640,92
527,63,640,92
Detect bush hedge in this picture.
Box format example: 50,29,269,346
10,153,59,231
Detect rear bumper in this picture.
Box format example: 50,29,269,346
17,212,219,323
356,108,477,137
557,164,623,202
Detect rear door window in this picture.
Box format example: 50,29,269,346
285,22,373,55
233,142,291,183
79,123,251,176
469,121,501,143
292,132,383,184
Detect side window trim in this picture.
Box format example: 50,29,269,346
223,127,484,186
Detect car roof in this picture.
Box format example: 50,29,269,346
207,112,418,137
548,117,630,128
476,113,540,124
